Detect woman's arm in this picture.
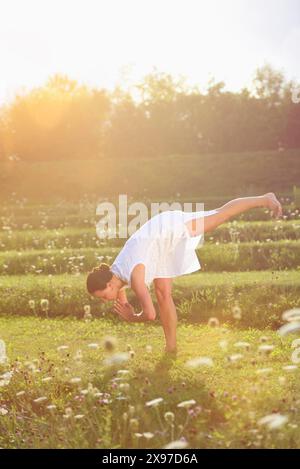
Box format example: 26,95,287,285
117,287,128,304
113,264,156,322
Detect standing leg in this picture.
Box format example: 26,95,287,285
185,192,283,236
154,278,177,353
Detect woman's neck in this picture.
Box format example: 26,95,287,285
112,273,128,289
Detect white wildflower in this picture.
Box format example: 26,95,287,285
258,413,288,430
282,308,300,323
177,399,196,409
185,357,214,368
145,397,164,407
164,439,188,449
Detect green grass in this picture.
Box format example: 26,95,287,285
1,220,299,251
0,193,299,449
0,316,299,449
0,270,299,328
1,239,300,275
1,148,300,201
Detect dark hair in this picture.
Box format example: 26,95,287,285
86,263,113,294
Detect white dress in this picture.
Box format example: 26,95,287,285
110,209,218,288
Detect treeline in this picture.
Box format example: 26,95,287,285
0,64,299,161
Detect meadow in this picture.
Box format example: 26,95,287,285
0,194,300,449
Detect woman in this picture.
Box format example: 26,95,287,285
86,192,282,353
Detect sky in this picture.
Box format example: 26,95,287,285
0,0,299,104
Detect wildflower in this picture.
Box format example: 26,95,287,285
63,407,73,419
0,371,13,386
291,338,300,348
83,305,92,320
227,354,243,362
0,340,7,365
46,405,57,410
256,368,273,375
234,341,250,351
128,405,135,416
258,344,275,354
282,365,298,372
232,304,242,320
103,353,130,367
208,317,220,327
164,411,175,424
164,439,188,449
33,396,47,403
119,383,130,393
145,397,164,407
0,407,8,416
143,432,154,440
40,299,49,313
129,418,139,432
291,349,300,364
278,322,300,337
185,357,214,368
177,399,196,409
278,376,286,385
117,369,130,376
259,336,269,343
219,340,228,351
69,377,81,384
73,350,83,361
258,413,288,430
282,308,300,322
57,345,69,352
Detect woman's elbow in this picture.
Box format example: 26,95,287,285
147,310,156,321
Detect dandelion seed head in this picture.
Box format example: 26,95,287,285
208,317,220,327
164,411,175,424
103,352,130,367
185,357,214,368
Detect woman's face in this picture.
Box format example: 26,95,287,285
93,281,118,302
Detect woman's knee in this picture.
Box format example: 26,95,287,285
154,279,173,304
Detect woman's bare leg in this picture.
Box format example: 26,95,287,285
185,192,283,236
153,278,177,353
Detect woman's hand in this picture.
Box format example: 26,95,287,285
113,299,135,321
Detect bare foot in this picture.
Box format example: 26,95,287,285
263,192,283,219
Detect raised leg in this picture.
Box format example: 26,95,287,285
185,192,282,236
153,278,177,353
